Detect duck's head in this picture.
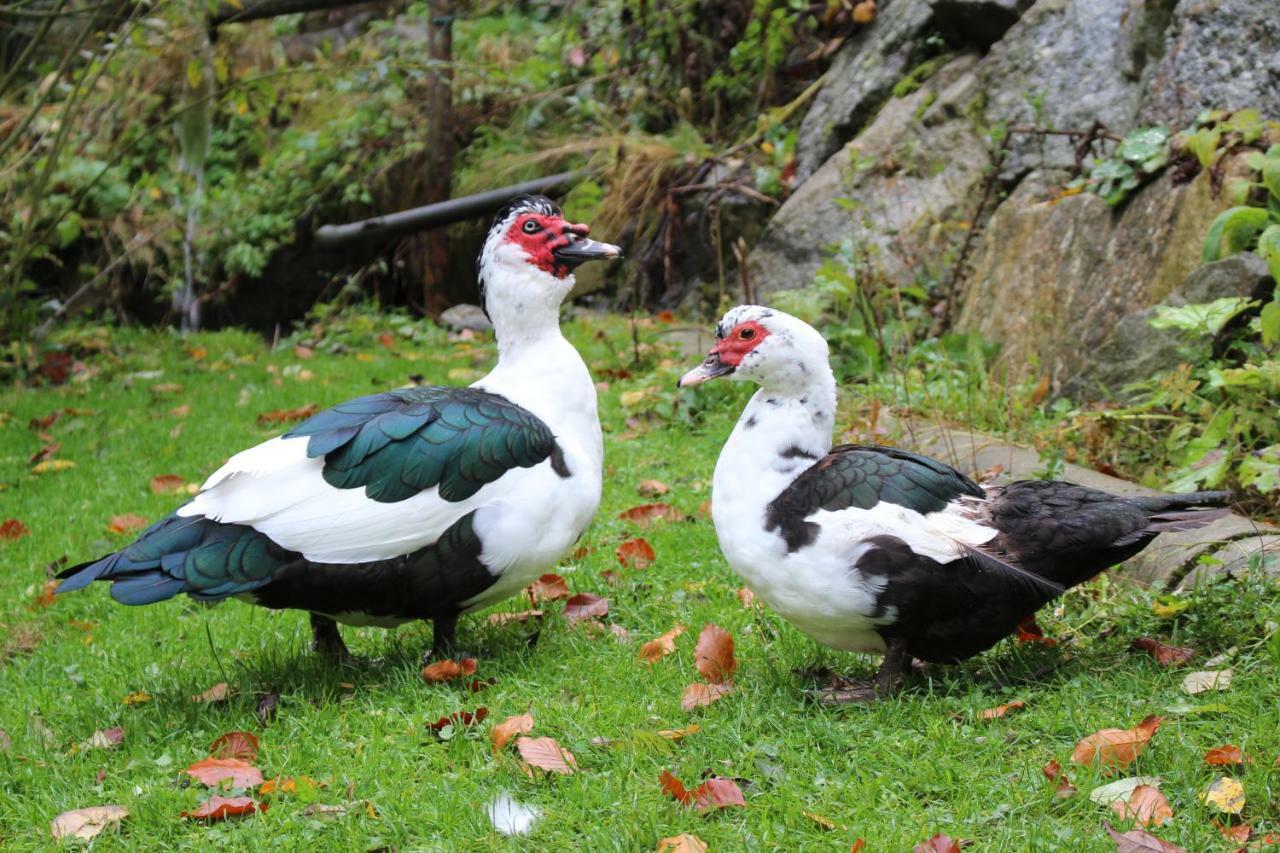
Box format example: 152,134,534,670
477,194,620,325
678,305,830,391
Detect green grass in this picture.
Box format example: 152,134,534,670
2,314,1279,850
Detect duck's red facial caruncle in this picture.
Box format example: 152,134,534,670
506,213,620,279
677,320,771,386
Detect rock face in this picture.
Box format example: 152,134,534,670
750,55,987,299
1063,254,1275,400
954,167,1230,389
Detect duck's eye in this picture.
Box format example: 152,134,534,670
522,220,541,234
739,327,756,341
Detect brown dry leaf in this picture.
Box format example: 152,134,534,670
618,503,685,528
83,727,124,750
616,537,656,569
1103,821,1188,852
1028,374,1051,406
108,514,148,534
192,682,231,704
1202,777,1246,814
694,623,736,683
185,758,264,789
528,573,570,603
1205,744,1248,766
170,403,191,417
488,609,544,625
852,841,867,853
31,579,58,609
659,769,693,804
1071,715,1163,768
640,624,686,663
149,474,186,494
737,587,756,608
1214,820,1251,842
50,805,128,840
293,345,313,359
637,479,670,497
681,682,733,711
516,736,577,774
1110,784,1173,827
914,835,963,853
978,700,1026,720
377,332,396,349
256,404,319,426
656,724,700,742
181,796,266,821
1042,759,1077,798
209,730,259,761
491,712,534,755
563,593,608,625
1129,637,1195,667
29,442,59,465
1182,669,1232,694
657,833,708,852
0,519,29,541
422,657,478,682
852,0,876,24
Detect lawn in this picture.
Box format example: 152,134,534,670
2,312,1278,851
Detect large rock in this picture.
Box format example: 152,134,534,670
1138,0,1280,128
1063,254,1275,400
749,55,988,299
954,165,1231,390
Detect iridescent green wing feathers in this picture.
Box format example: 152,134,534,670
285,386,557,503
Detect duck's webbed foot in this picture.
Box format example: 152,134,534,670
803,639,913,704
873,638,911,697
421,613,473,666
310,613,354,663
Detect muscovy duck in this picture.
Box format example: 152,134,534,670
679,305,1233,695
57,195,620,661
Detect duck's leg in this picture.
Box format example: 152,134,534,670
874,638,910,696
310,613,353,661
422,612,461,664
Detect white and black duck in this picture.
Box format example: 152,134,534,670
58,195,620,661
679,305,1233,695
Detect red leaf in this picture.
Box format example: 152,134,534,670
29,411,61,431
1204,744,1248,766
616,538,655,569
1014,615,1057,646
977,700,1026,720
692,777,746,812
617,503,685,528
914,835,964,853
149,474,186,495
1103,822,1188,852
851,841,867,853
1110,784,1173,827
660,769,693,804
1071,715,1163,768
421,657,478,682
185,758,263,789
209,731,259,761
428,707,488,731
680,682,733,711
107,514,148,534
1214,820,1251,842
527,573,569,603
256,404,319,426
1130,637,1195,667
694,623,736,683
515,736,577,774
563,593,608,625
1041,759,1077,798
0,519,29,541
181,796,266,821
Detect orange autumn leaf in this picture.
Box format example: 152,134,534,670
209,731,259,761
108,514,148,534
659,770,745,812
1014,615,1057,646
491,712,534,755
515,736,577,774
259,776,324,795
1,519,30,541
637,479,670,497
1204,744,1248,766
377,332,396,349
1071,715,1163,768
192,683,231,704
851,841,867,853
680,682,733,711
616,538,655,569
149,474,186,495
618,503,685,528
1041,759,1077,798
563,593,608,625
422,657,478,682
1110,784,1173,827
185,758,263,789
1214,820,1251,842
852,0,876,25
181,796,266,821
487,609,544,625
694,623,736,683
657,833,708,852
640,624,686,663
978,700,1026,720
659,769,693,804
1130,637,1195,667
32,579,58,609
528,573,570,603
737,587,756,608
256,404,319,426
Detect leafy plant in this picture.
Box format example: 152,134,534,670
1069,126,1171,206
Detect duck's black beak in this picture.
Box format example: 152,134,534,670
553,235,622,269
678,349,734,387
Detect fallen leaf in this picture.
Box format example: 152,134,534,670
804,811,837,830
108,514,148,534
1103,822,1188,853
256,404,318,426
852,0,876,25
978,700,1026,720
32,459,76,474
1043,759,1078,798
657,833,708,852
83,727,124,750
618,503,685,528
421,657,478,682
1202,777,1246,814
1090,776,1163,805
1182,669,1232,694
428,706,488,731
293,345,313,359
616,537,656,569
681,682,733,711
656,724,700,741
29,411,61,431
192,682,231,704
737,587,756,608
638,480,670,497
488,791,540,836
914,835,963,853
528,573,569,603
693,777,746,812
1214,820,1251,842
181,796,266,821
516,736,577,774
302,803,348,818
1014,615,1057,646
563,593,608,625
640,624,686,663
694,624,736,683
1130,637,1194,667
1205,744,1248,766
491,712,534,755
185,758,264,789
660,769,692,804
50,805,127,840
121,691,151,706
259,776,324,795
851,841,867,853
377,332,396,349
600,569,623,585
488,609,544,625
149,474,186,494
170,404,191,417
1071,715,1163,768
1110,784,1173,827
209,731,259,761
31,579,58,609
0,519,29,541
29,442,59,465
